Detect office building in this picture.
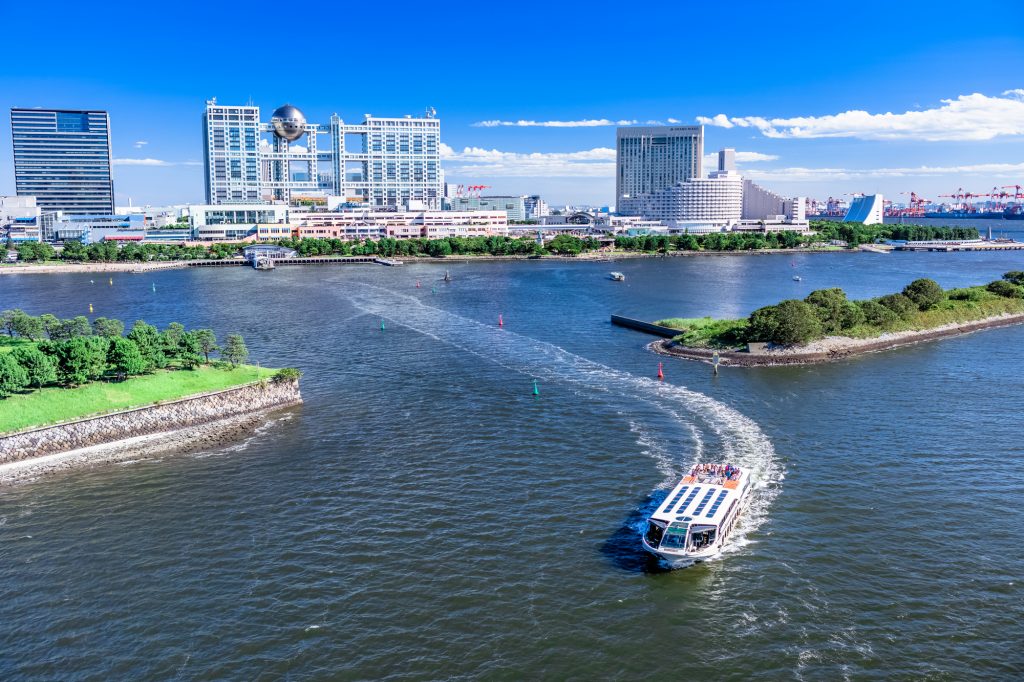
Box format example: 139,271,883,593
189,203,290,241
292,209,507,241
447,195,526,221
10,108,114,214
524,195,549,220
202,101,443,209
616,125,704,214
0,196,42,241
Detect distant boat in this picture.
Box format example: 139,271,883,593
792,275,802,281
443,270,452,282
610,272,625,281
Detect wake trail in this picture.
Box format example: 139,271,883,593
343,282,782,541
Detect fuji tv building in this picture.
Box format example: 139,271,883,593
202,100,443,209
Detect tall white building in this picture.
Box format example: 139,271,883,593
202,101,262,204
616,125,704,214
625,171,744,224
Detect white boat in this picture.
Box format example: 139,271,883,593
792,275,801,281
642,464,753,567
610,271,625,281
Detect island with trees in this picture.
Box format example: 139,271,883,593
0,312,302,480
648,272,1024,366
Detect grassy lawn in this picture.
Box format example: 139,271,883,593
0,337,35,354
0,364,275,434
654,317,749,349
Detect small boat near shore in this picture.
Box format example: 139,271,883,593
642,463,752,567
610,272,625,281
792,275,801,281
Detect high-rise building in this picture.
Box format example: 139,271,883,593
524,195,549,220
10,108,114,214
202,100,262,204
447,195,526,221
616,125,703,214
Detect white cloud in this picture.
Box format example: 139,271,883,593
702,151,780,169
113,158,200,167
472,118,638,128
666,118,680,124
441,143,615,177
133,140,148,148
697,91,1024,141
743,161,1024,182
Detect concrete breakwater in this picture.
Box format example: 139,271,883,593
0,379,302,467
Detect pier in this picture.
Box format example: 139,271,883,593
188,256,388,268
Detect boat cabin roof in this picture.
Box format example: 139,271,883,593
650,467,746,527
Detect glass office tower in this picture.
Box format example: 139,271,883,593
10,108,115,214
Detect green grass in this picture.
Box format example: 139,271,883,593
0,336,34,354
654,317,749,349
0,364,275,434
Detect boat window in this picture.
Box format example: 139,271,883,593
661,486,689,514
692,489,717,515
675,487,701,514
706,490,730,517
689,527,717,550
660,522,689,549
644,521,665,547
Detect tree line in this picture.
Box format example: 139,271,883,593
0,311,250,398
809,220,979,246
744,272,1023,345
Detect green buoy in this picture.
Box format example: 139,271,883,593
381,320,386,331
532,379,539,396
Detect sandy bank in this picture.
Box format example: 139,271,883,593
650,312,1024,367
0,261,194,275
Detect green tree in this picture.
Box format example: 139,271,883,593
194,329,219,364
0,354,29,397
1002,271,1024,286
107,337,147,380
1,309,21,336
11,345,57,389
40,338,93,386
162,322,186,357
39,313,63,339
177,332,204,369
60,240,86,261
747,300,822,345
858,301,900,328
127,321,167,371
92,317,125,338
804,288,849,334
986,280,1021,298
221,333,249,366
62,316,93,338
902,278,944,311
12,312,44,340
877,293,917,320
547,234,584,255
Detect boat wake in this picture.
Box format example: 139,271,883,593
343,283,782,553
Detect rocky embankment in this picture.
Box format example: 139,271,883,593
650,312,1024,367
0,379,302,483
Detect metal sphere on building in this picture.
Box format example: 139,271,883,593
270,104,306,142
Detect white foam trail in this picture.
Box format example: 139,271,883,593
343,283,782,542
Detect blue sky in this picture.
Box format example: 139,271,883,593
2,0,1023,208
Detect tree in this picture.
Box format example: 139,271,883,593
747,300,822,345
902,278,944,311
127,320,167,371
61,316,93,338
12,312,44,340
12,345,57,389
194,329,218,364
1,309,21,337
161,322,186,357
107,337,147,380
1002,271,1024,286
877,293,917,320
39,314,63,339
858,300,900,329
92,317,125,338
177,332,203,369
60,240,86,261
804,288,849,334
0,354,29,397
221,333,249,366
41,338,93,386
986,280,1021,298
547,234,584,255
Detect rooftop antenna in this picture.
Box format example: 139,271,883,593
426,106,437,118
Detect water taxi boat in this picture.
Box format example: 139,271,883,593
610,272,625,281
642,463,752,567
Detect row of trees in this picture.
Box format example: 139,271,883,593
12,240,243,264
809,221,980,247
0,313,250,397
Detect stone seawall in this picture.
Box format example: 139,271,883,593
0,379,302,464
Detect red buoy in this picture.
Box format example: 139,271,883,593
498,314,504,327
657,362,664,380
416,280,421,288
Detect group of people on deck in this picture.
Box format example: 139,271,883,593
690,463,741,482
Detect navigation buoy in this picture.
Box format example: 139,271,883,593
432,287,436,294
657,362,664,380
89,279,94,284
108,277,113,286
712,351,720,376
532,379,540,396
152,282,156,293
416,280,421,288
89,303,94,314
498,314,504,328
381,320,386,331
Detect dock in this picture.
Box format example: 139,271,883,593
188,256,387,268
610,315,680,338
890,241,1024,252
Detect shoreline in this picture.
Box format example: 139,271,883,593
649,312,1024,367
0,247,850,274
0,406,295,485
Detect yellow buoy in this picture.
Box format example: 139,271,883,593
89,303,94,313
109,277,113,286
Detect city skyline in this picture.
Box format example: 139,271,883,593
2,1,1023,207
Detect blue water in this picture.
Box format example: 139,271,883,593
1,250,1023,679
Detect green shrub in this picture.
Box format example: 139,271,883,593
902,278,944,310
272,367,302,383
986,280,1021,298
804,288,849,334
878,293,917,320
858,300,900,328
1003,271,1024,286
747,300,823,345
947,287,983,302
